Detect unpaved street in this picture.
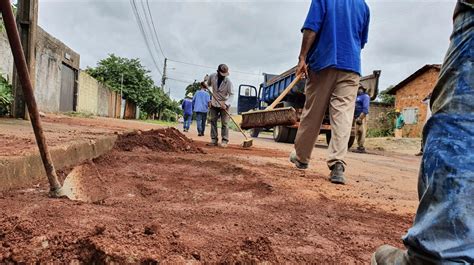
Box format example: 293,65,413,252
0,117,420,263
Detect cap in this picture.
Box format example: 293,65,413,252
218,64,229,76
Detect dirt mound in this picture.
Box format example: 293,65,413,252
223,236,278,263
114,128,203,153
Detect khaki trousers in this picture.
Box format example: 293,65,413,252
355,117,367,148
295,68,359,168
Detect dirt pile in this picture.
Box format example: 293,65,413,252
115,128,203,153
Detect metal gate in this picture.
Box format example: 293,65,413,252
59,64,76,112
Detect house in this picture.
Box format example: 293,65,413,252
387,64,441,138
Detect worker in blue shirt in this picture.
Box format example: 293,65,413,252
289,0,370,185
354,85,370,153
181,93,193,132
192,82,211,136
373,1,474,263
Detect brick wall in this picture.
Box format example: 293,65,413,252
394,68,439,137
367,102,394,131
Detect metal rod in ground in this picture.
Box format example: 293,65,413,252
0,2,62,195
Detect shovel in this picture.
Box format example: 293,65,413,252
1,2,92,201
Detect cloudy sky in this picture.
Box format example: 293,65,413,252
37,0,455,103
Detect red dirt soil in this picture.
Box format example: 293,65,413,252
0,129,412,263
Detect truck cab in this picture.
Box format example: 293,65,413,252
238,68,381,147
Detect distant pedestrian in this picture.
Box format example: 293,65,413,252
415,93,432,156
394,109,405,138
289,0,371,185
206,64,234,148
193,82,211,136
354,85,370,153
181,93,193,132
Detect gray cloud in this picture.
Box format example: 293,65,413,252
38,0,455,103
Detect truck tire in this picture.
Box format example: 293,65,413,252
287,128,298,144
325,132,356,149
250,128,261,138
273,126,290,143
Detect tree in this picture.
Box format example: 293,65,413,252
86,54,155,106
185,81,201,97
378,86,396,105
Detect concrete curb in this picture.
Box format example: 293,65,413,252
0,135,117,191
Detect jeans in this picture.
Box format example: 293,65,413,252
403,3,474,263
183,114,192,131
209,107,230,144
195,112,208,135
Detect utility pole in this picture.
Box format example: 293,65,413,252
161,57,167,91
11,0,38,119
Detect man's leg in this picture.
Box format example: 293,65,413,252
294,68,337,165
220,108,230,144
373,2,474,263
360,118,367,150
355,122,363,148
196,112,203,134
209,107,219,144
327,71,359,169
202,112,208,135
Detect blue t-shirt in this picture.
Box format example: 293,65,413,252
302,0,370,75
181,98,193,115
193,90,211,113
355,93,370,117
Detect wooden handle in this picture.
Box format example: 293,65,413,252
266,74,302,110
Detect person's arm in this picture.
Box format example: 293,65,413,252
181,100,185,110
361,5,370,49
297,0,325,78
360,95,370,120
225,81,234,110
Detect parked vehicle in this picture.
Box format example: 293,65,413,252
238,67,381,147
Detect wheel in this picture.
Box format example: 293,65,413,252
250,128,261,138
287,128,298,144
325,131,356,148
273,126,290,143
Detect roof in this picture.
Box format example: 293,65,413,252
387,64,441,95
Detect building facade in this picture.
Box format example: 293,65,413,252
388,64,440,138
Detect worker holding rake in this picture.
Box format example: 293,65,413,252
289,0,370,185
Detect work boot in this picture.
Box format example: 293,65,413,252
220,142,228,148
371,245,410,265
329,163,346,184
289,151,308,170
206,142,218,147
356,146,367,153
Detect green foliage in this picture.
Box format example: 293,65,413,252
86,54,180,121
185,82,201,97
378,86,395,105
367,109,398,138
86,54,154,106
0,74,12,116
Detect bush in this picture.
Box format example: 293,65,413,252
0,74,12,117
367,128,393,138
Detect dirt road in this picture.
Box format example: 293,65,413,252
0,120,421,263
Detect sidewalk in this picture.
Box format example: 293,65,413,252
0,114,164,190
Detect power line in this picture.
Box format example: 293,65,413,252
130,0,163,76
168,58,260,76
139,0,165,63
145,0,166,59
167,77,195,84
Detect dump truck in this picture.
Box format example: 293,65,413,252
237,67,381,147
